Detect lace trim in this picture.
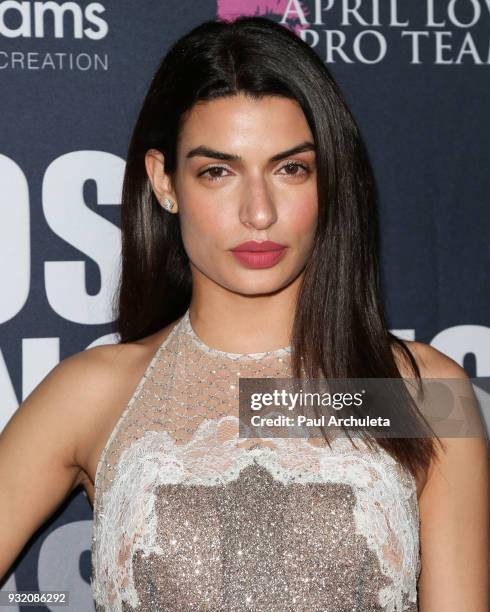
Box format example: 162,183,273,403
92,415,420,611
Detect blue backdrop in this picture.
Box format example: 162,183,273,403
1,1,489,609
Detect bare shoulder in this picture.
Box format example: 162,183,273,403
66,320,180,487
393,338,484,451
391,339,488,495
392,338,468,380
397,344,490,607
0,319,179,577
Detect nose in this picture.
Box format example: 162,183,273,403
239,174,278,230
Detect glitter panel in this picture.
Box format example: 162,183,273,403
91,309,420,611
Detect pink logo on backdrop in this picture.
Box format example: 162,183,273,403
216,0,310,36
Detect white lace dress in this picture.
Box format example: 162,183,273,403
91,309,421,611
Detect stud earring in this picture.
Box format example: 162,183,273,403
162,197,176,212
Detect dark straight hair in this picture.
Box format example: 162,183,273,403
115,16,440,480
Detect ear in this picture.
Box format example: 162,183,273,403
144,149,179,213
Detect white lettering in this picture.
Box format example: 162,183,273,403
448,0,481,27
426,0,446,26
390,0,409,26
84,2,107,40
0,0,108,39
0,154,30,323
280,0,308,24
0,1,30,37
352,30,387,63
43,151,124,324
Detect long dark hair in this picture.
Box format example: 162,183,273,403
115,16,440,480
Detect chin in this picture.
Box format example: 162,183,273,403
223,277,290,296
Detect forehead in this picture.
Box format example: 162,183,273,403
177,94,312,153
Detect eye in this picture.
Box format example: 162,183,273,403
197,161,311,183
197,165,231,182
277,161,310,177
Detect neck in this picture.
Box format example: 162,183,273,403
188,287,299,355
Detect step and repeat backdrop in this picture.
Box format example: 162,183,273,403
0,1,489,610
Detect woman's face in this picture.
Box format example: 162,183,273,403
172,93,318,296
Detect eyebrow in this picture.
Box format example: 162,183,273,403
185,141,316,163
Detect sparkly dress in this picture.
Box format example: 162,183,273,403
91,309,421,611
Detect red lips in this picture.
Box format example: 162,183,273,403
231,240,285,252
230,240,287,269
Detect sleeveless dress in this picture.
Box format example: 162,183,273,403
91,309,421,611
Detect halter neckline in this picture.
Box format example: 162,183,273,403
181,308,292,360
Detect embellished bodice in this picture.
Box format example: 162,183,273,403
91,309,421,611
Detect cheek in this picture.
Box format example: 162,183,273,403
178,199,233,260
288,197,318,239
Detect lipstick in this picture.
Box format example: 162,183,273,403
230,240,287,269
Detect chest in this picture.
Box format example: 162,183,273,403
91,426,420,611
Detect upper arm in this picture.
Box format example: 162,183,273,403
0,345,122,580
414,343,490,611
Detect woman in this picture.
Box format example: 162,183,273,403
0,16,488,612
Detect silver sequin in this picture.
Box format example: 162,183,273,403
91,309,420,611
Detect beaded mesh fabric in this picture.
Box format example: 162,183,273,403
91,309,421,611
